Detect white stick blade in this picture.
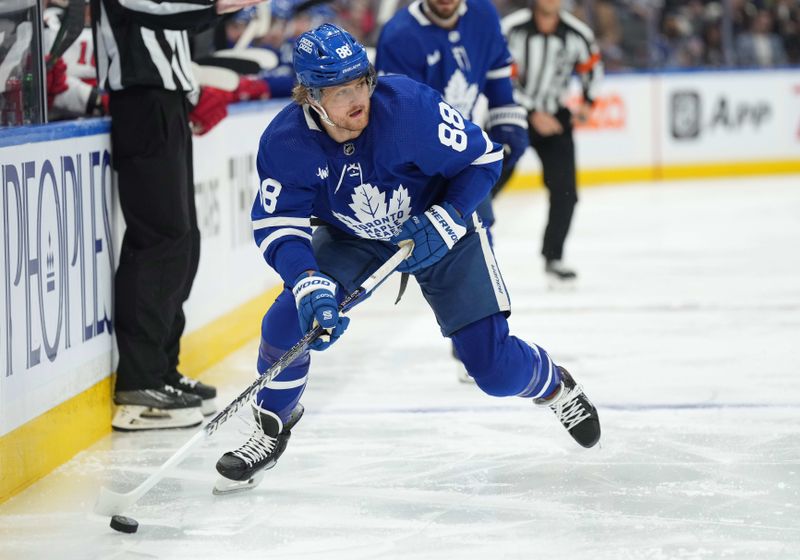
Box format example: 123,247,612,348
94,487,130,516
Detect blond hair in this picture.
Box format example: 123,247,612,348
292,83,312,105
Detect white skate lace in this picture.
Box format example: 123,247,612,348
163,385,182,396
549,384,591,430
178,376,198,388
231,429,277,466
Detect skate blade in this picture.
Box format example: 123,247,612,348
212,471,266,495
111,405,203,431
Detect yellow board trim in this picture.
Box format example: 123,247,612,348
0,285,283,504
502,159,800,191
0,376,113,503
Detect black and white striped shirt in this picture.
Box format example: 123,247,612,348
502,9,603,114
91,0,218,100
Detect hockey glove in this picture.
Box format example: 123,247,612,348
486,105,530,169
45,55,68,109
233,76,271,101
189,87,229,136
390,202,467,274
292,272,350,351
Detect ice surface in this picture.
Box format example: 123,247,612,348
1,176,799,560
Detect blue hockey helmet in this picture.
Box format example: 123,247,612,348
294,23,375,100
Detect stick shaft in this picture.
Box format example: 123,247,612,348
94,244,411,515
203,243,411,436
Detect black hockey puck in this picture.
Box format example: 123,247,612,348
110,515,139,534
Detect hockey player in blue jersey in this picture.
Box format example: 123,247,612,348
214,24,600,494
375,0,530,224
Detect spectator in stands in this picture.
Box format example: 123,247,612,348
735,9,788,67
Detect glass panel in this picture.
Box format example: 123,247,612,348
1,0,45,127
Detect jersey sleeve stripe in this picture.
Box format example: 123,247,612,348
252,217,312,230
258,228,313,255
486,65,513,80
472,150,504,165
119,0,212,15
472,131,504,165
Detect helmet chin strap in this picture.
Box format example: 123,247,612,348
308,100,339,129
309,99,368,134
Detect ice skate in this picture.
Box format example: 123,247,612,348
452,343,475,384
112,386,203,431
213,403,305,495
545,259,577,290
535,367,600,448
165,372,218,416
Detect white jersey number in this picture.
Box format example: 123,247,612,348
259,178,283,213
437,101,467,152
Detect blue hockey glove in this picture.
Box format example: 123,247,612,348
292,272,350,351
390,202,467,274
486,105,530,169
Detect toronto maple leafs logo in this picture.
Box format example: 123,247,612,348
332,184,411,240
443,69,478,118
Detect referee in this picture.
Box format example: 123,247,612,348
91,0,261,430
503,0,603,282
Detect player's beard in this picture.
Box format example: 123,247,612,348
424,0,461,20
333,102,369,133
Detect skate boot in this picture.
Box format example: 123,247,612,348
112,385,203,431
545,259,577,283
213,403,305,495
165,371,217,416
535,367,600,448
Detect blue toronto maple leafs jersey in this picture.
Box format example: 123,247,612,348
375,0,516,120
252,75,503,285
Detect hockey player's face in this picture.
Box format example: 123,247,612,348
425,0,462,20
321,77,371,132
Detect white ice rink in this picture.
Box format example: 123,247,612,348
1,176,799,560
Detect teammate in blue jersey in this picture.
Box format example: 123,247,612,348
213,24,600,494
375,0,530,226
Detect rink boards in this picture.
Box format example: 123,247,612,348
1,68,799,503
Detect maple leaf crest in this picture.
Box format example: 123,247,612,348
332,184,412,240
443,69,479,118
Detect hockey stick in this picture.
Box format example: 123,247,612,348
213,48,279,71
47,0,85,68
192,63,240,92
94,243,413,516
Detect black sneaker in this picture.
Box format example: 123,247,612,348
213,404,304,494
545,259,577,281
535,367,600,448
112,385,203,431
165,372,217,416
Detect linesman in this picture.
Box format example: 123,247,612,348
503,0,603,282
91,0,261,430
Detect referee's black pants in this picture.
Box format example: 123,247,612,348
529,107,578,263
109,88,200,391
